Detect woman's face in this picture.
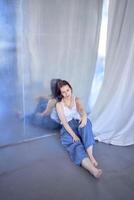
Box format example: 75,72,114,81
60,84,72,99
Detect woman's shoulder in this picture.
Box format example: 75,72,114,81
75,97,82,107
75,96,81,102
56,101,63,109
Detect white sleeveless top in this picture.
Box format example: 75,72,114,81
62,96,81,122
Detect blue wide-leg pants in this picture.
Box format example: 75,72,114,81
60,119,95,165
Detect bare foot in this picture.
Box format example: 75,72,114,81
91,168,102,178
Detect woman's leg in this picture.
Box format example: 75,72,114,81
60,125,88,166
81,157,102,178
78,119,98,166
61,120,102,178
86,145,98,167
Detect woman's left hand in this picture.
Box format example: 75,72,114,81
79,116,87,128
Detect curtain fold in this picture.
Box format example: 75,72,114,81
17,0,103,109
91,0,134,146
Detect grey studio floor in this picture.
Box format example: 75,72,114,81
0,119,134,200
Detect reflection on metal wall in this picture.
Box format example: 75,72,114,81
0,0,102,146
0,0,18,117
0,0,24,146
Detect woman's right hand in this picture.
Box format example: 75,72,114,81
72,134,80,143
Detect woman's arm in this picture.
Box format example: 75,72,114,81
56,102,80,142
40,98,56,116
75,97,87,128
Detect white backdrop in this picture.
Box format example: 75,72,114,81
17,0,103,109
91,0,134,146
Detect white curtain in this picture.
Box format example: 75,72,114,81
17,0,103,110
90,0,134,146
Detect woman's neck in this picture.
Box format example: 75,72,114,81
62,96,74,108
